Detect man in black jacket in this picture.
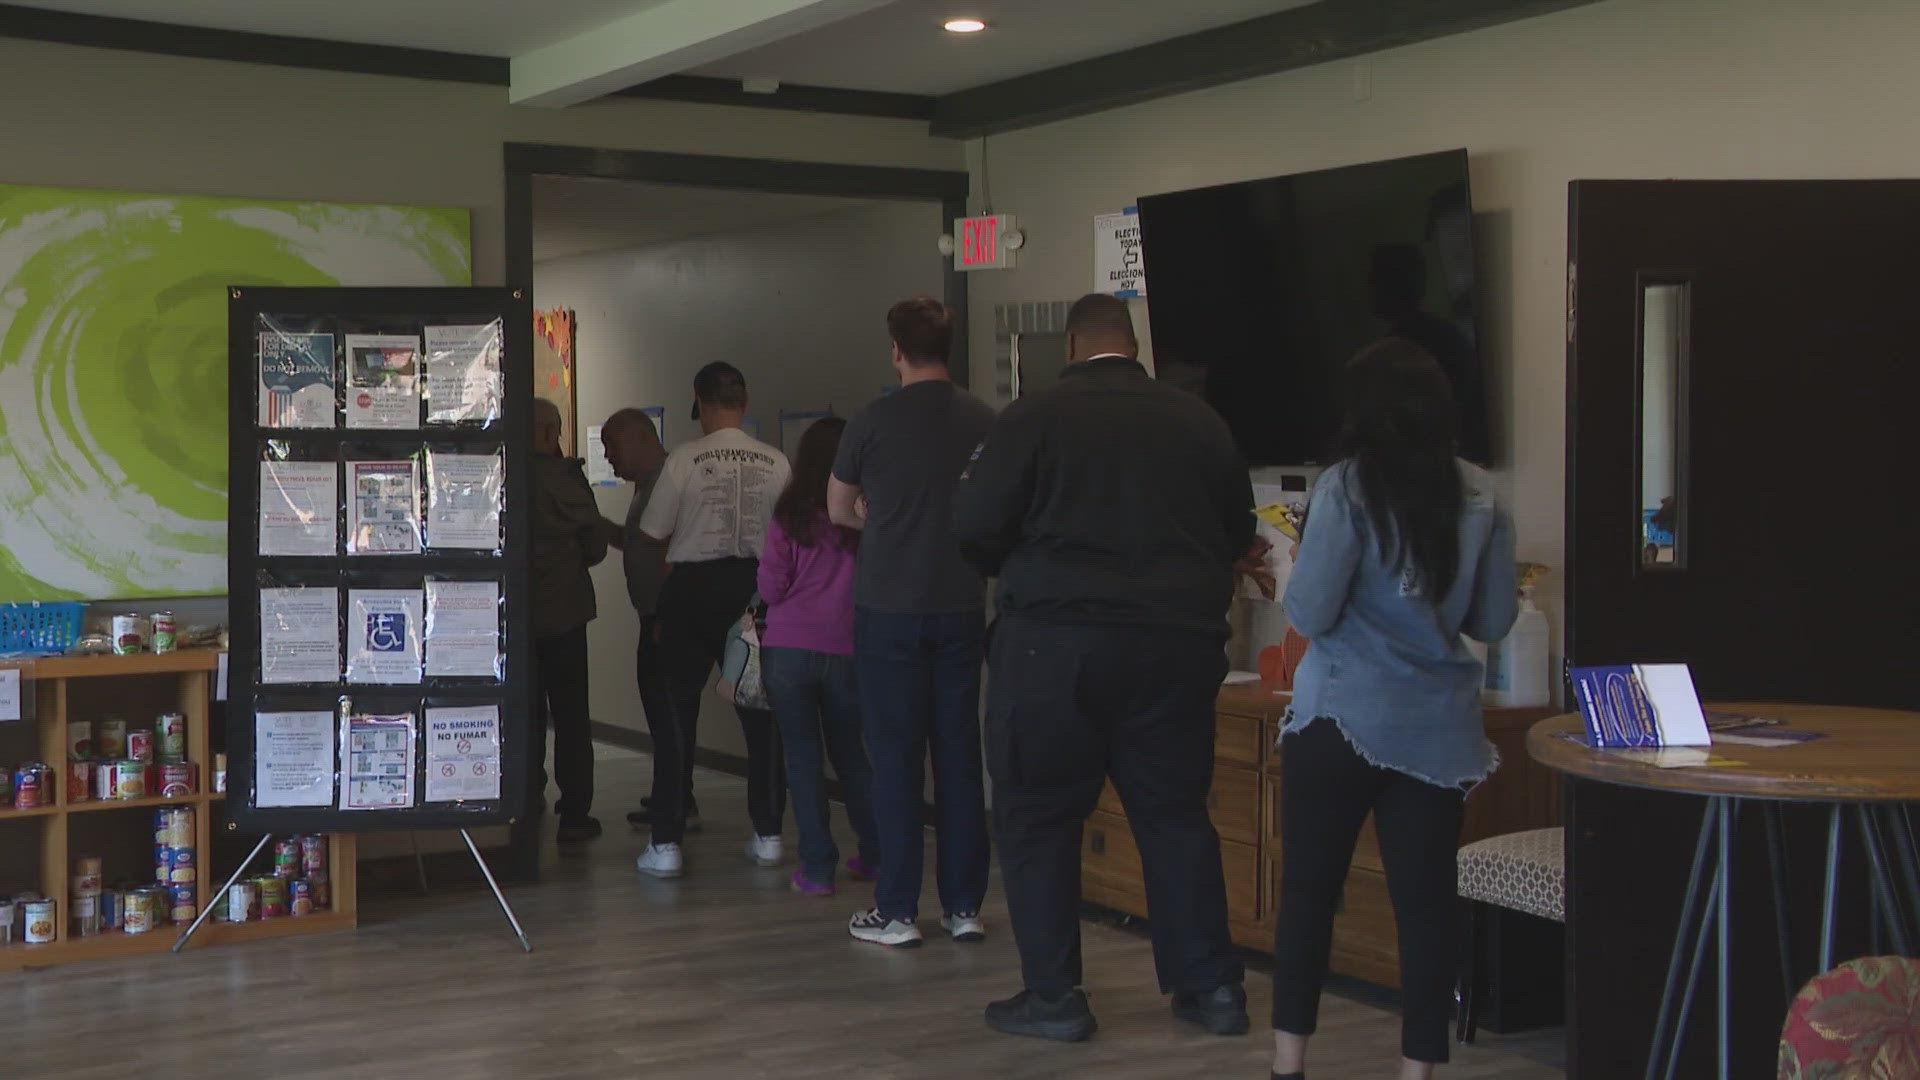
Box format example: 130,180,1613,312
954,293,1255,1043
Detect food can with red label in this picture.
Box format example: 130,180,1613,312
274,839,301,879
168,847,195,885
154,807,193,848
126,729,153,763
67,759,94,804
94,718,127,758
93,761,114,800
167,883,195,924
12,763,47,809
257,876,288,919
301,835,327,874
72,857,102,896
111,614,147,655
159,763,195,797
155,713,186,763
307,871,330,910
227,880,257,923
150,612,176,654
289,878,314,916
67,720,94,760
113,760,147,799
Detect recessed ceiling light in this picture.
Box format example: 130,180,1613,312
943,18,987,34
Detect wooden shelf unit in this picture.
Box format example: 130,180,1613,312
0,650,355,972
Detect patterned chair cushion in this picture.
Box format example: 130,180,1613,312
1457,827,1565,923
1778,955,1920,1080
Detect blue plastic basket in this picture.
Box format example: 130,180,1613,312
0,601,87,656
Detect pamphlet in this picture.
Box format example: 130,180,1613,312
260,587,340,684
426,452,503,550
1570,663,1712,748
344,333,422,430
340,712,416,810
425,323,503,424
259,461,339,556
424,705,501,803
259,331,335,429
424,580,501,678
346,589,424,684
254,711,335,807
584,424,617,486
0,668,20,722
347,460,420,555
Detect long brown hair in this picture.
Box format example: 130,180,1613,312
773,416,858,550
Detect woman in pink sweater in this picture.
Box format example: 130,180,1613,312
758,417,879,895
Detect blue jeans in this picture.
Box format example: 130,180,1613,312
762,646,879,884
855,607,989,922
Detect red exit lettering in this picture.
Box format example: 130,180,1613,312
964,216,999,266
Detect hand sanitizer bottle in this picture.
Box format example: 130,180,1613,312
1485,585,1550,707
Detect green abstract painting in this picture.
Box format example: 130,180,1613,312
0,184,471,602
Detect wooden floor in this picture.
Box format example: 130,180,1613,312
3,742,1564,1078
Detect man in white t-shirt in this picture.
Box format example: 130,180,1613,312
633,361,792,879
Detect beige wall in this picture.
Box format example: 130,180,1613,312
961,0,1920,669
535,199,946,759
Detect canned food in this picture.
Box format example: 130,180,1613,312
308,871,330,910
301,835,327,874
113,760,147,799
72,857,102,896
155,846,174,885
112,614,148,654
72,894,100,938
100,889,124,931
274,839,301,879
160,763,195,797
124,888,162,934
227,881,257,923
67,759,94,804
156,713,186,763
12,763,48,809
0,769,10,804
67,720,94,760
289,877,314,916
94,718,127,758
154,807,194,848
23,899,56,944
127,729,153,763
150,612,176,654
168,847,195,885
167,883,195,924
213,752,227,794
93,761,115,800
257,876,288,919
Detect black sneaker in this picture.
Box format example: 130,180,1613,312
1171,983,1249,1035
556,816,603,842
984,989,1097,1042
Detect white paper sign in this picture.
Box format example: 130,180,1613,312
260,588,340,684
426,453,503,550
259,461,339,556
425,705,501,803
425,580,501,678
259,331,335,429
347,460,420,554
584,424,617,486
255,710,335,807
344,333,422,429
425,323,504,424
1094,208,1147,298
0,669,21,722
347,589,424,684
341,712,416,810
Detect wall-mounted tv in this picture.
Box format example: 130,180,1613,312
1138,149,1489,466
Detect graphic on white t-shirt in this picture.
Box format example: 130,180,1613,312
639,428,791,563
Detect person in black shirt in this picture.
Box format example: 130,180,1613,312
954,294,1255,1042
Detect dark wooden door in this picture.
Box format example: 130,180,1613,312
1563,181,1920,1079
1567,180,1920,709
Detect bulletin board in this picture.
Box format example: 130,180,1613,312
225,286,533,833
533,308,578,457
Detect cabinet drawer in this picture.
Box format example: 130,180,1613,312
1098,766,1263,847
1223,838,1261,926
1215,711,1265,767
1263,777,1384,875
1083,809,1262,926
1333,866,1399,973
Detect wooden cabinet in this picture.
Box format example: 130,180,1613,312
1082,681,1557,989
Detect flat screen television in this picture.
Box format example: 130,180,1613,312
1138,149,1489,466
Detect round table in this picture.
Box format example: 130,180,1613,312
1528,703,1920,1080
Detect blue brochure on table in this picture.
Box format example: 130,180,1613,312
1570,663,1712,748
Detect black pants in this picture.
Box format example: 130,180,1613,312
532,624,593,822
636,615,698,815
1271,718,1466,1065
986,616,1242,1000
646,557,784,845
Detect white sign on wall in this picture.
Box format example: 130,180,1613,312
1094,207,1147,298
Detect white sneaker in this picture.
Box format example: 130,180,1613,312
636,842,684,878
849,907,923,948
942,911,986,942
745,835,784,867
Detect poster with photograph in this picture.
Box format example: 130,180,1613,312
254,710,335,808
426,452,503,551
259,331,335,429
260,587,340,684
425,322,503,424
344,333,421,429
347,460,420,554
424,705,501,803
346,588,424,684
425,579,501,678
340,712,416,810
259,461,339,556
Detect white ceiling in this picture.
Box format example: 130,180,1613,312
16,0,1314,97
532,176,884,262
696,0,1316,96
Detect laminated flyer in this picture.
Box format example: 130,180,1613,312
347,460,421,555
425,322,504,424
254,710,335,807
0,668,21,722
424,580,502,678
347,589,424,684
344,333,422,430
340,712,416,810
424,705,501,803
259,331,335,429
260,587,340,684
426,452,504,550
259,461,339,557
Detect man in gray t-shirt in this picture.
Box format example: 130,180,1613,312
828,297,996,948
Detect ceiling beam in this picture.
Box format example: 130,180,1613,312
508,0,893,109
929,0,1606,139
614,74,932,122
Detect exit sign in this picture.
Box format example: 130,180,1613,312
953,214,1017,271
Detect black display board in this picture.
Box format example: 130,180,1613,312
226,287,532,833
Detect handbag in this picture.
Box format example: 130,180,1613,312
716,595,770,711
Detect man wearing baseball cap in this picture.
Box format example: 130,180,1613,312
632,361,792,879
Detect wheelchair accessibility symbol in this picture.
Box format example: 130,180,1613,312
368,613,408,653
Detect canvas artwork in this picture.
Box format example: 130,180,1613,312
0,184,471,601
